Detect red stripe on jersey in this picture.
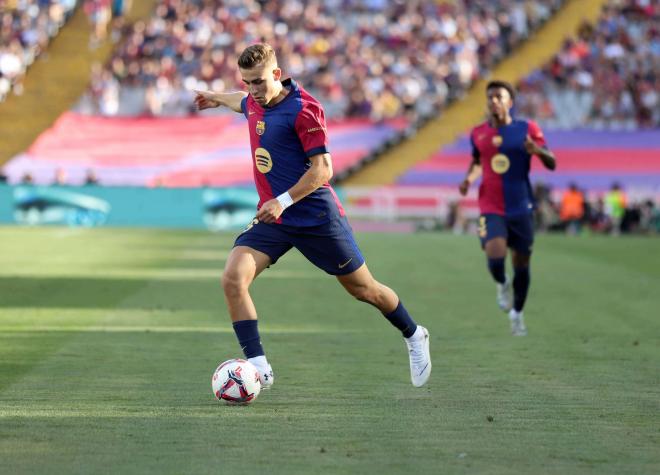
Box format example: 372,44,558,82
472,122,505,215
246,100,275,215
326,184,346,217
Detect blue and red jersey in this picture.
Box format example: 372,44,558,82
470,119,547,217
241,78,345,227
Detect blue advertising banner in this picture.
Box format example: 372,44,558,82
0,185,260,230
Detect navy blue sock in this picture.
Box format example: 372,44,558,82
513,266,530,312
383,301,417,338
488,257,506,284
232,320,264,358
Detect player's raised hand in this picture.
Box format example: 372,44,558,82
194,90,220,110
255,199,284,224
524,134,541,155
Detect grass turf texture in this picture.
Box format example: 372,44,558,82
0,226,658,474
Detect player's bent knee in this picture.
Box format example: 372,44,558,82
221,271,249,297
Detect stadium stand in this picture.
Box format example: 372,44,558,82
516,0,659,129
0,0,78,102
78,0,565,120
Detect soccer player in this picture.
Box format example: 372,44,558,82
459,80,556,336
194,44,431,387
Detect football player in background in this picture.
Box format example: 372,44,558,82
459,80,556,336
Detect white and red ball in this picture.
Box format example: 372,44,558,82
212,359,261,405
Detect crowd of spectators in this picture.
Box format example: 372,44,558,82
0,0,78,102
79,0,564,120
516,0,659,129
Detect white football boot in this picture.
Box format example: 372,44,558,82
497,276,513,312
248,356,274,389
509,309,527,336
405,326,431,387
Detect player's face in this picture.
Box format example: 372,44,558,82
240,61,282,107
487,87,513,120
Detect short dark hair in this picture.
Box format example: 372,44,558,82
486,80,516,100
238,43,277,69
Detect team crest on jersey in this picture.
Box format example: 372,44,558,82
255,147,273,173
491,153,510,174
492,135,503,146
256,121,266,135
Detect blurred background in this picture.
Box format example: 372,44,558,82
0,0,658,235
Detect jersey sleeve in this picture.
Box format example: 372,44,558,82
294,101,329,158
470,130,480,161
527,120,547,148
240,96,248,118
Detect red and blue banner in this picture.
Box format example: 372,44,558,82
398,130,660,191
4,112,407,187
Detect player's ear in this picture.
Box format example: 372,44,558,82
273,67,282,81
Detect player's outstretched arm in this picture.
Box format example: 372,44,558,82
256,153,333,224
459,156,482,196
194,90,248,113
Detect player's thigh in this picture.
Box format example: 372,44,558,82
233,218,293,268
223,245,273,286
292,217,365,276
480,214,508,258
506,214,534,258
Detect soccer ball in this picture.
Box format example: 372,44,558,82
212,359,261,405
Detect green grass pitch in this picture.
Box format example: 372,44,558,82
0,226,658,474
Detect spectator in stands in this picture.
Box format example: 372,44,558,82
559,182,585,234
84,0,112,49
110,0,131,43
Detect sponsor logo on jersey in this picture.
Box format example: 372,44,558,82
492,135,503,146
491,153,510,174
256,120,266,135
255,147,273,173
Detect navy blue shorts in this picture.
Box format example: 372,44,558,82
478,213,534,255
234,216,365,275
